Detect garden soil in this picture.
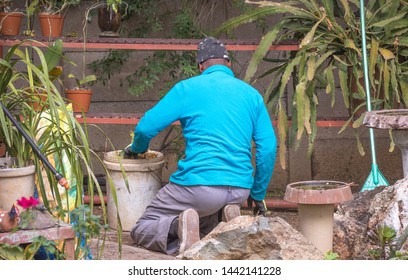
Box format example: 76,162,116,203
90,207,299,260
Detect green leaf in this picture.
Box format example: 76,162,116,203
369,38,379,87
307,100,317,158
80,75,97,86
43,39,64,71
355,130,365,156
307,55,316,80
295,78,307,140
390,60,399,104
385,19,408,33
352,113,364,128
344,39,362,57
389,129,395,153
400,80,408,105
277,102,288,170
303,95,312,135
299,16,326,48
338,0,353,24
297,0,319,13
324,62,336,106
321,0,334,19
213,4,305,35
244,23,283,82
338,65,350,108
378,48,395,60
278,55,302,98
383,60,390,101
369,12,407,28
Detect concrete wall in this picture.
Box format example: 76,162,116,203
12,1,404,192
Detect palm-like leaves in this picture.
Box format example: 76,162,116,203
214,0,408,168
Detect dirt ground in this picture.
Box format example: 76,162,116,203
89,207,300,260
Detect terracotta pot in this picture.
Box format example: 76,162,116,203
98,3,122,37
65,89,93,112
38,13,64,37
0,12,23,35
23,88,49,111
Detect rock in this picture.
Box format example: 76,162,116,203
333,178,408,259
367,178,408,234
333,213,371,259
336,186,385,223
177,215,323,260
19,206,57,230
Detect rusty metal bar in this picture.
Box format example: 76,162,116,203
0,36,299,51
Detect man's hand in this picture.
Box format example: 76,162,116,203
247,196,268,216
123,144,138,159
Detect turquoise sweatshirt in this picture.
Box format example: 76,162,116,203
130,65,277,200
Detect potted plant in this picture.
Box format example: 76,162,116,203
65,72,97,112
0,38,116,259
213,0,408,168
0,0,24,35
86,0,127,37
30,0,81,37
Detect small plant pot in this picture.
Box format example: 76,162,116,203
38,13,64,37
65,89,93,113
98,3,122,37
0,12,24,36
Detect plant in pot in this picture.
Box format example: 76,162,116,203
213,0,408,168
86,0,127,37
30,0,81,37
0,0,24,35
0,39,120,259
65,72,97,113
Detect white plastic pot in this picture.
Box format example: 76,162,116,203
0,157,35,210
103,151,164,231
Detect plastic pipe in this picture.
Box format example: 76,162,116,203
84,195,298,210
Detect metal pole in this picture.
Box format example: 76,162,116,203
359,0,379,184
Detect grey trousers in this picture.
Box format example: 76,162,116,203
130,182,250,254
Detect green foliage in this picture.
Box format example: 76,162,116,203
0,243,24,260
0,0,14,12
214,0,408,169
0,39,119,259
324,250,339,260
67,73,97,90
88,3,203,96
368,223,408,259
88,0,248,97
38,0,81,14
0,236,58,260
70,205,109,260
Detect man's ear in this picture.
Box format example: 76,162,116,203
227,61,231,68
199,63,204,72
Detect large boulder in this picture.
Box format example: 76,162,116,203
334,178,408,259
178,215,323,260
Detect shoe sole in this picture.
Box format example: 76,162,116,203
222,204,240,222
178,209,200,253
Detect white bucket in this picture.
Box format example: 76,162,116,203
103,150,164,231
0,157,35,211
